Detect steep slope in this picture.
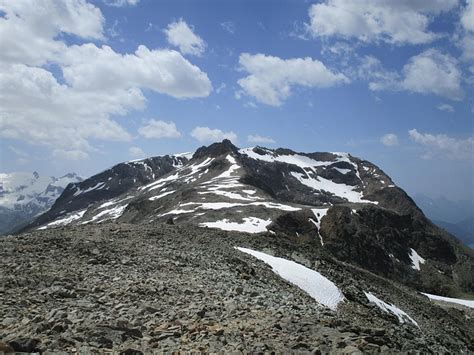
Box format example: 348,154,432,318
26,140,474,296
0,172,82,235
27,154,190,230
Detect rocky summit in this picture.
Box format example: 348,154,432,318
2,140,473,352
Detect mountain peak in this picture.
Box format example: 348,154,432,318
193,139,238,160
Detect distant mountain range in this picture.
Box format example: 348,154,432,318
0,172,82,234
414,194,474,248
22,140,474,297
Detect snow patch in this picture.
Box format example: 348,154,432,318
236,247,344,310
38,209,87,229
364,292,418,327
201,217,272,233
149,190,175,201
291,172,376,204
421,293,474,309
409,248,425,271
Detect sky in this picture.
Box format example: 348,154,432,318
0,0,473,201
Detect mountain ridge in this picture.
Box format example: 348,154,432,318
23,140,474,297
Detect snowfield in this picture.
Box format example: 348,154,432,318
291,172,376,204
236,247,344,310
422,293,474,309
364,291,418,327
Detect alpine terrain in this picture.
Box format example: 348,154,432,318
2,140,473,353
0,172,82,235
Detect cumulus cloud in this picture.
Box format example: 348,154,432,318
437,103,455,112
129,146,145,158
368,49,464,101
164,19,206,56
409,129,473,160
237,53,348,106
248,134,276,144
0,0,105,66
0,0,212,160
307,0,457,45
191,127,237,143
60,44,212,98
138,120,182,139
380,133,399,146
0,63,134,154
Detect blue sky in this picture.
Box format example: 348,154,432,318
0,0,473,201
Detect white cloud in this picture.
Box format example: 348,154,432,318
248,134,276,144
461,0,474,32
0,0,105,66
460,34,474,61
0,63,134,153
237,53,348,106
191,127,237,143
164,19,206,56
129,146,145,158
368,49,464,101
0,1,212,159
408,129,473,160
307,0,458,45
53,149,89,161
437,103,455,112
103,0,139,7
61,44,212,98
221,21,236,34
400,50,463,101
138,120,182,139
380,133,399,146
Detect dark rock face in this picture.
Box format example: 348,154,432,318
25,155,188,231
193,139,238,159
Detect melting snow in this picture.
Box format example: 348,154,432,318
201,217,272,233
421,293,474,309
333,167,351,174
38,209,87,229
82,204,128,223
409,248,425,271
74,182,105,196
310,208,329,246
364,292,418,326
149,190,175,201
240,147,346,168
236,247,344,310
291,172,376,204
178,201,300,212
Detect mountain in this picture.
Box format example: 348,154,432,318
0,172,82,235
25,140,473,297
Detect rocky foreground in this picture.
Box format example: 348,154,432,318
1,223,473,353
